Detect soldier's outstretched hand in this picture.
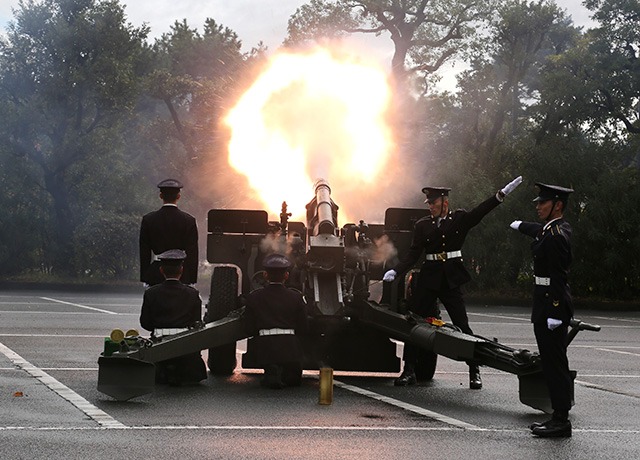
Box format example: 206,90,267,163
501,176,523,196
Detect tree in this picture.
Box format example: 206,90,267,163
0,0,149,275
147,18,263,160
285,0,497,91
438,1,578,165
137,18,269,219
535,0,640,139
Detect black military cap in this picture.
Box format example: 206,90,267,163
422,186,451,203
263,253,291,270
157,249,186,266
533,183,574,203
157,178,183,190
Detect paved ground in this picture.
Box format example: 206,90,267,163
0,289,638,459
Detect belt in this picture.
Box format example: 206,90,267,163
154,328,189,337
535,276,551,286
259,328,295,336
425,250,462,261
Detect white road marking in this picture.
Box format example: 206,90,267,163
2,367,638,378
470,312,530,322
590,315,640,324
0,334,107,338
0,301,137,307
578,374,640,378
39,297,120,315
0,425,638,434
1,357,638,432
0,311,138,316
595,348,640,357
333,380,482,430
575,379,640,399
0,367,98,371
0,342,126,429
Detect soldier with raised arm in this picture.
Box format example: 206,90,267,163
510,183,574,438
383,176,522,389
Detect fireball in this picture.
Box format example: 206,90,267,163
225,47,394,223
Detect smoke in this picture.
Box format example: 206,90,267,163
199,45,429,227
371,234,398,263
259,231,305,258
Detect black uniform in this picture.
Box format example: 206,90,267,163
139,205,198,286
393,193,502,332
244,283,308,387
140,279,206,384
517,217,573,415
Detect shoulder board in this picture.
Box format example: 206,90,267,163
415,216,433,225
547,223,560,236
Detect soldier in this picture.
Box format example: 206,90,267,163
383,176,522,389
139,178,198,287
510,183,574,438
140,249,207,385
243,253,309,389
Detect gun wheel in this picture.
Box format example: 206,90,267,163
206,266,238,375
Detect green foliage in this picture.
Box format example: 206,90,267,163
73,211,139,279
535,0,640,137
0,147,54,275
418,0,640,300
0,0,149,276
571,149,640,299
0,0,638,302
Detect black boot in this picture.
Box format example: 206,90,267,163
469,365,482,390
261,364,285,389
394,363,417,386
531,411,571,437
166,364,182,387
531,419,572,437
529,420,551,430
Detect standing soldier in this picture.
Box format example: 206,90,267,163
244,254,309,389
140,179,198,287
510,183,574,438
383,176,522,389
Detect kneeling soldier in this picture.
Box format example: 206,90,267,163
244,254,309,389
140,249,207,385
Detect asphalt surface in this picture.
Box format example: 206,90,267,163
0,288,638,459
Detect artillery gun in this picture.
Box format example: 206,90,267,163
98,179,600,413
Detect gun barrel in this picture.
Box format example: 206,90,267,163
312,179,337,235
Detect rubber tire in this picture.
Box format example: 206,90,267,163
415,349,438,381
206,266,238,376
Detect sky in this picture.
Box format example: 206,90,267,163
1,0,596,55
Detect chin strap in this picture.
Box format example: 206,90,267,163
544,199,558,223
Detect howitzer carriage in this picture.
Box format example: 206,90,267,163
98,180,600,412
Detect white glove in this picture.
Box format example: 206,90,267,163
143,282,150,290
510,220,522,230
383,269,397,282
501,176,523,196
547,318,562,330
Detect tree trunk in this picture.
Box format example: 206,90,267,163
43,169,76,276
